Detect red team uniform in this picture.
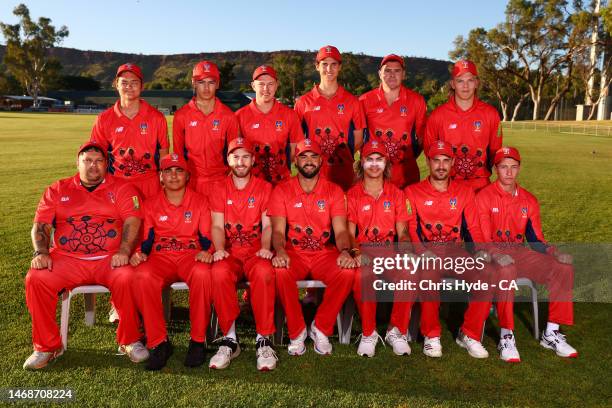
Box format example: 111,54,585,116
348,180,414,336
25,173,143,352
236,99,302,185
173,98,239,195
360,86,427,188
294,85,366,191
210,175,276,337
133,169,213,348
91,99,169,199
268,176,355,339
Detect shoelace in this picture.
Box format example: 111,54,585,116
354,332,385,346
387,330,408,344
424,338,441,349
500,335,516,350
257,346,278,360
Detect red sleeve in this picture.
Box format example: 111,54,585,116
172,110,186,157
225,113,239,141
209,182,225,213
33,182,59,224
142,201,154,241
157,113,169,150
351,97,366,130
395,188,410,222
330,185,347,218
403,187,426,253
474,190,493,243
288,109,303,144
260,182,273,213
198,200,211,238
415,95,428,143
488,108,502,168
423,111,439,154
346,191,358,224
294,98,305,122
462,188,485,244
267,185,287,218
115,182,143,221
90,114,110,151
527,195,548,245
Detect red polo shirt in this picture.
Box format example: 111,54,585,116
347,181,410,245
90,99,169,180
424,97,502,184
268,176,346,253
34,174,142,260
209,175,273,256
359,86,427,188
173,97,239,184
140,187,211,254
235,99,302,184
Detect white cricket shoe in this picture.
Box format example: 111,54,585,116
385,327,411,356
357,331,383,357
540,330,578,358
309,321,332,355
209,337,241,369
256,338,278,371
287,328,307,356
456,330,489,358
108,305,119,323
118,341,149,363
423,336,443,358
23,349,63,370
498,334,521,363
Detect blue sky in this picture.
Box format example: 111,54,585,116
0,0,508,60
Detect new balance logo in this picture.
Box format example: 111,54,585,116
294,202,303,208
189,121,198,127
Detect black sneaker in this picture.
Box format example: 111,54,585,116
184,339,207,367
145,340,173,371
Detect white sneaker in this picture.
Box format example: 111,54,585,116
288,328,307,356
385,327,411,356
209,337,241,369
309,321,332,355
540,330,578,358
456,330,489,358
118,341,149,363
423,336,443,358
23,349,63,370
357,331,383,357
256,338,278,371
108,305,119,323
498,334,521,363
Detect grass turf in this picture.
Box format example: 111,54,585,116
0,112,611,407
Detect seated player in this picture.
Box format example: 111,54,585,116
24,142,145,370
269,139,356,355
208,138,277,371
130,153,214,370
476,147,577,361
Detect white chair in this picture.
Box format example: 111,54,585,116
60,285,110,351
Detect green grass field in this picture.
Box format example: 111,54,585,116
0,112,611,407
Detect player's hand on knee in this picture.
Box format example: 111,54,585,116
493,253,514,267
31,253,52,270
256,248,273,260
272,251,290,268
196,251,213,263
337,250,355,268
212,249,229,262
111,252,130,268
129,252,147,266
474,249,491,263
555,252,573,265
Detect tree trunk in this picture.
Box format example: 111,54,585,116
586,0,601,105
511,93,529,121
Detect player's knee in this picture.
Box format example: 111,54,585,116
25,268,45,289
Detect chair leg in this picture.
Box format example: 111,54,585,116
84,293,96,327
337,297,355,345
207,307,219,343
531,285,539,339
408,303,420,342
162,287,171,322
274,299,285,346
60,291,71,351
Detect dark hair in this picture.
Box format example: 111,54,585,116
79,146,105,157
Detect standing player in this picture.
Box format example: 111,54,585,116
173,60,239,197
476,147,577,362
130,153,214,370
347,141,415,357
359,54,427,188
294,45,366,191
91,63,169,199
23,142,145,370
269,139,356,355
405,141,494,359
424,60,502,192
236,65,302,185
208,138,277,371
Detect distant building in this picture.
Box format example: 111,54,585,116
0,95,63,111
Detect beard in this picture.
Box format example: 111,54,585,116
430,169,449,181
231,166,250,178
297,164,321,179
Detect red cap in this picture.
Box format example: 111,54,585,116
116,63,143,82
295,138,322,156
192,61,220,82
380,54,404,69
316,45,342,63
452,60,478,78
361,140,388,158
227,137,254,155
78,141,107,159
160,153,188,171
252,65,277,81
427,140,454,158
494,146,521,165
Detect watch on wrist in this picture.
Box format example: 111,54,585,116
33,250,48,257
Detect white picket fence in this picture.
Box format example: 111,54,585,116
504,121,612,137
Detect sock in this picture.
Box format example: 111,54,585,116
225,322,237,341
546,322,559,334
501,328,513,338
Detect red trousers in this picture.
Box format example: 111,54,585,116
418,248,494,340
455,177,490,193
191,174,226,201
127,173,161,200
211,253,276,336
133,251,212,348
275,249,355,339
25,253,141,352
494,247,574,329
391,157,420,189
353,266,416,336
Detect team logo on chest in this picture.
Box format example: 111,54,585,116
521,207,528,218
473,121,482,132
400,106,407,117
184,211,192,223
317,199,326,212
140,122,148,135
449,197,457,210
248,196,255,208
212,119,220,131
337,104,345,115
383,200,392,212
275,120,283,131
